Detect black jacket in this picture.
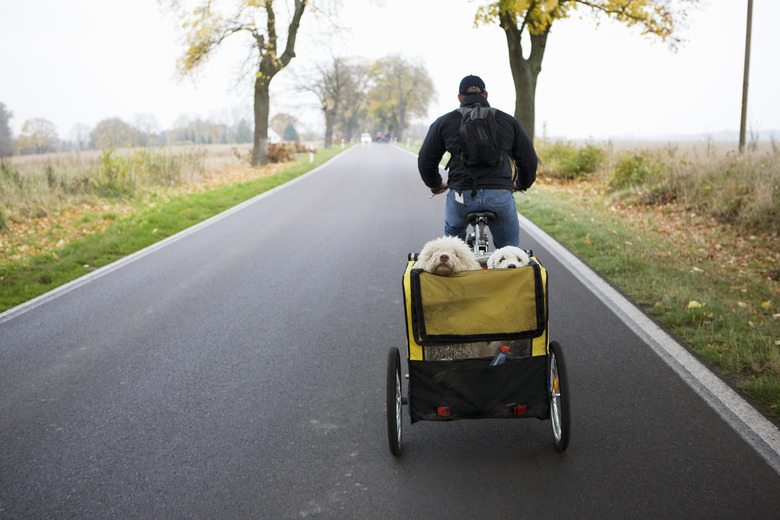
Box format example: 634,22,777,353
417,96,537,192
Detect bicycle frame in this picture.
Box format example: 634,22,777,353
466,212,494,257
469,216,489,255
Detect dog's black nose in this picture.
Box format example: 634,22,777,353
439,253,450,262
507,264,517,269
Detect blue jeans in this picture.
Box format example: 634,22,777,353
444,189,520,248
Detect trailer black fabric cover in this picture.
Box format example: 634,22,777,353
408,356,549,423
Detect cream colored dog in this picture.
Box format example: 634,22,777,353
413,236,482,275
487,246,531,269
414,236,491,361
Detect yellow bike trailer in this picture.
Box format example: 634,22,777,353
386,253,571,455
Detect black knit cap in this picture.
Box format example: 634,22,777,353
459,75,486,95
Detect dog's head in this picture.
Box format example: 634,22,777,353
487,246,531,269
414,236,482,275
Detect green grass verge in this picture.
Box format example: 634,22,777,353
0,148,345,313
518,188,779,419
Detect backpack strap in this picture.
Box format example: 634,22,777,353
457,107,477,196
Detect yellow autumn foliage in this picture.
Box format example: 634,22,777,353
473,0,699,47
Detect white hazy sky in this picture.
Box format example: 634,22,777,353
1,0,778,141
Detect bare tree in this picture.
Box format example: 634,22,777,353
68,123,91,151
298,56,360,148
336,59,371,142
133,113,161,146
160,0,312,165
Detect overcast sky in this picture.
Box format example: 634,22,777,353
1,0,778,141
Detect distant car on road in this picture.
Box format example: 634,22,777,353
360,133,372,143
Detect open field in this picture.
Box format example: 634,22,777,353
2,143,254,174
0,144,254,231
574,139,778,153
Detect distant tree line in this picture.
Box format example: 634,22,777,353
0,101,275,157
0,51,434,158
299,54,435,148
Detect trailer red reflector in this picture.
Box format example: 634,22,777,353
437,407,452,416
514,405,527,415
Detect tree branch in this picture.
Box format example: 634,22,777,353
279,0,307,68
265,0,278,58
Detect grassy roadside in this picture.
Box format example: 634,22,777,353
518,181,779,420
0,147,345,313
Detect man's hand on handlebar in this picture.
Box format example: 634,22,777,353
429,183,448,198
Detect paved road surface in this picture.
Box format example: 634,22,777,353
1,144,779,519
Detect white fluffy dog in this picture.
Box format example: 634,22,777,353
414,236,491,361
414,236,482,275
487,246,531,269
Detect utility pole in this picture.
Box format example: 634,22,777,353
739,0,753,153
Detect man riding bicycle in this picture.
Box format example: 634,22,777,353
417,74,537,249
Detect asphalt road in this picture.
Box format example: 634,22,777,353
1,144,779,519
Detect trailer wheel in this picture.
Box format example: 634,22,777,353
549,341,571,451
386,347,403,456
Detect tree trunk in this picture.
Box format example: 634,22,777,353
250,0,307,166
397,106,406,141
324,111,335,148
499,12,550,141
252,74,271,166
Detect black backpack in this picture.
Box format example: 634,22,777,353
457,106,504,193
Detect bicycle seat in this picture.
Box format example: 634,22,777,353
466,211,497,224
